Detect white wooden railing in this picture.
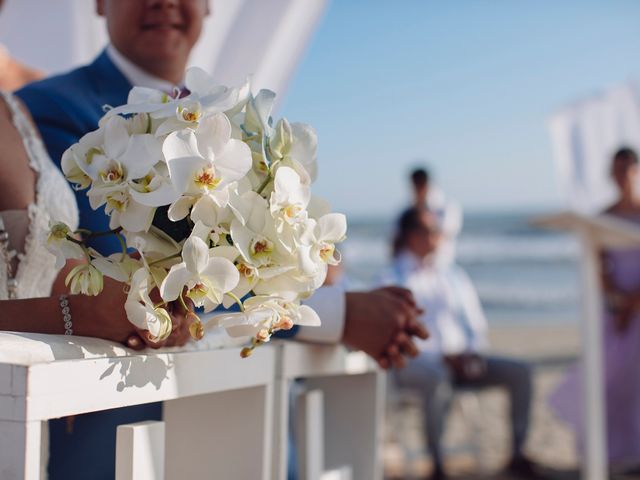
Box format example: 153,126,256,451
0,332,383,480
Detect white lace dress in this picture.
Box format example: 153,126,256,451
0,91,78,300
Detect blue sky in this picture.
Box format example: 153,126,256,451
280,1,640,217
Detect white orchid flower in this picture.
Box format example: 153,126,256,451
189,195,234,245
65,263,104,296
286,122,318,183
243,89,276,137
163,114,252,214
91,252,142,283
68,116,177,231
212,295,320,339
105,68,244,128
269,166,310,229
297,213,347,288
46,222,85,269
230,193,291,267
160,236,239,312
125,268,173,342
124,227,182,258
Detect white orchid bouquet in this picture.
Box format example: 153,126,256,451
48,68,346,356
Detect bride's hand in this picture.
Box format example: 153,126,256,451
72,277,197,349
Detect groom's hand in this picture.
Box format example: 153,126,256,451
342,287,427,369
132,290,196,349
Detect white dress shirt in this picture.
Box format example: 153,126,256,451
380,252,488,356
106,44,179,92
427,185,463,267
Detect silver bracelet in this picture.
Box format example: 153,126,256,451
59,295,73,335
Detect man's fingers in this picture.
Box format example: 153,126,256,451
407,319,429,340
391,353,407,369
125,334,145,351
395,331,419,358
381,286,417,308
138,330,167,349
377,356,391,370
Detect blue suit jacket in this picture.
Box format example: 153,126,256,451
17,50,132,255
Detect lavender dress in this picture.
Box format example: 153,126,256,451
550,232,640,464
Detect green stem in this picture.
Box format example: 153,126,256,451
74,227,123,240
225,292,245,311
115,232,128,262
148,253,181,267
256,175,272,195
79,244,92,263
178,292,191,313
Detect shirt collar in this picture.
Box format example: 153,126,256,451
395,251,438,274
106,44,181,93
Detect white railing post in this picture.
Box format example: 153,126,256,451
115,420,166,480
579,229,608,480
0,419,44,480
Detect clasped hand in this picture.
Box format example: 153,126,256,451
343,286,429,369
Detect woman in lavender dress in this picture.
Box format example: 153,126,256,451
551,147,640,469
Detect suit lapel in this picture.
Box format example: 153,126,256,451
86,50,132,110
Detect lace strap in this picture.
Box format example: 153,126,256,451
0,90,45,173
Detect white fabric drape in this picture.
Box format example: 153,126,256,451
548,83,640,213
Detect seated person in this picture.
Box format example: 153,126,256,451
379,208,537,480
400,167,462,266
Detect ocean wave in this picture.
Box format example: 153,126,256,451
341,233,579,265
457,235,579,263
476,284,578,309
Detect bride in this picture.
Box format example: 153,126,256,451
0,89,192,347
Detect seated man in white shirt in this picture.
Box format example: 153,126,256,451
380,208,538,480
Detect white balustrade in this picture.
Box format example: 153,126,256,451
0,332,382,480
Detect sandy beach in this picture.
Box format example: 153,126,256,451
382,322,616,479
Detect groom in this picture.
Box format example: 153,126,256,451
18,0,427,478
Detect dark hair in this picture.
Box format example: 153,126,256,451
410,168,430,187
392,207,430,257
613,147,639,165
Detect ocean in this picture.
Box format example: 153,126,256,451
341,211,581,326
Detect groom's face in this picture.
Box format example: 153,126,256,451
97,0,209,75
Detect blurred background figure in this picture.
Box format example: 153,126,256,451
0,0,43,90
400,167,462,266
550,147,640,474
380,207,537,480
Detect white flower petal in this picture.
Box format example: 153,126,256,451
182,236,210,274
168,196,195,221
121,135,162,180
130,180,179,207
297,305,321,326
163,130,201,162
318,213,347,243
160,264,191,301
201,257,240,293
